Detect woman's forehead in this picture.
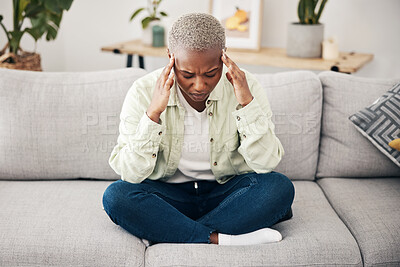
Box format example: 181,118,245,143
174,48,222,70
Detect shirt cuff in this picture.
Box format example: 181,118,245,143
136,112,166,143
232,97,267,128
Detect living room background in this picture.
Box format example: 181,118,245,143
0,0,399,78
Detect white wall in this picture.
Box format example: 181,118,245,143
1,0,399,78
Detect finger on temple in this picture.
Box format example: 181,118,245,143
161,58,174,84
226,72,233,84
165,72,175,90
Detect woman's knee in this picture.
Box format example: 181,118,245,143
102,180,143,216
102,180,123,215
257,171,295,206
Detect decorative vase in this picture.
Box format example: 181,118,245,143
142,20,160,46
152,25,165,47
286,23,324,58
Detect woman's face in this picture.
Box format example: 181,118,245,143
171,47,223,106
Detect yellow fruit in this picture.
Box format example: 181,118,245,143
237,24,248,32
225,16,240,30
234,7,248,23
389,138,400,151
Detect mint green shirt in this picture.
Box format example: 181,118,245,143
109,66,284,184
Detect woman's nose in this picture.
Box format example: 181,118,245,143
193,76,206,92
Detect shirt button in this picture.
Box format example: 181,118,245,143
236,116,241,121
207,100,211,105
208,112,213,116
158,131,162,135
210,138,214,142
152,153,156,158
213,162,217,166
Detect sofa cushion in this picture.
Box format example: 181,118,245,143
0,68,147,180
317,71,400,178
255,71,322,180
0,180,145,266
318,178,400,267
349,82,400,167
145,181,362,267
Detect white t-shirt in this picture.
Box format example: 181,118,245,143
165,87,215,183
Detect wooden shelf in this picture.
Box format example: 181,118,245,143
101,39,373,73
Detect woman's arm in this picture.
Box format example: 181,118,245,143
222,51,284,173
109,57,175,183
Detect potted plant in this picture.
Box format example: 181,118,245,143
286,0,328,58
0,0,73,71
129,0,168,46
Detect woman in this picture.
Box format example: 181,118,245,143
103,13,294,246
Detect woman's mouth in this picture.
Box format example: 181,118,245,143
190,93,207,101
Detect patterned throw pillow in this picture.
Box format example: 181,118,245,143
349,82,400,167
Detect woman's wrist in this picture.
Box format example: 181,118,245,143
146,109,161,124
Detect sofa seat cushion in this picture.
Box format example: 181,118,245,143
317,71,400,178
318,178,400,266
254,71,322,180
0,180,145,266
0,68,146,180
144,181,362,267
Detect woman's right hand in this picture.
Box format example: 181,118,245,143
146,54,175,123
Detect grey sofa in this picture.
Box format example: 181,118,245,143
0,67,399,267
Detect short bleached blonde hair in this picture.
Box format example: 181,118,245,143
168,13,226,53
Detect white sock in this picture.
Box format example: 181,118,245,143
218,228,282,246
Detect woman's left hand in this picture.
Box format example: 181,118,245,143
221,50,253,107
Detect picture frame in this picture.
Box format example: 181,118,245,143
209,0,263,51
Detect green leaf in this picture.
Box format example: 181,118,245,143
130,8,145,21
9,30,24,53
26,27,42,41
25,4,45,18
316,0,328,24
57,0,74,11
298,0,305,24
18,0,31,23
44,0,62,14
141,17,152,29
159,11,167,17
305,0,314,24
45,24,57,40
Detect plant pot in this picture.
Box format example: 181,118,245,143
286,23,324,58
0,50,42,71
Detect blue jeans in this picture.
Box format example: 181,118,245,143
102,171,295,244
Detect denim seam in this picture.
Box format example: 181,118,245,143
197,184,254,224
217,186,251,210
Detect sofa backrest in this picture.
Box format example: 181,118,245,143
255,71,322,180
317,71,400,178
0,67,146,180
0,68,322,181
